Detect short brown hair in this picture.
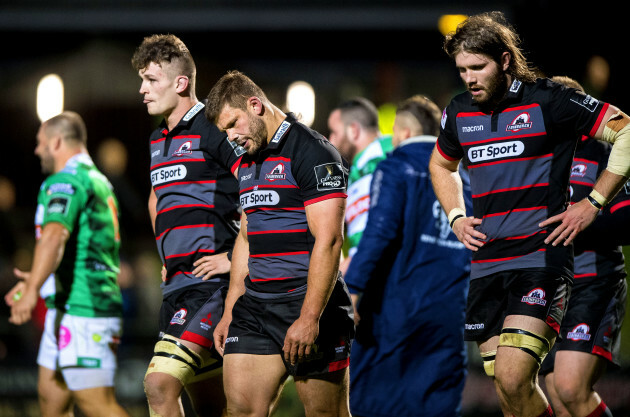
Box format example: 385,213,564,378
396,95,442,137
205,70,268,124
44,111,88,146
131,34,196,92
444,11,538,83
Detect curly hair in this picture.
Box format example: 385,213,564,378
444,11,538,83
131,34,196,91
205,70,268,124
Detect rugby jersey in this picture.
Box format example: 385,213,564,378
570,137,628,280
437,78,609,280
237,113,347,295
149,101,244,295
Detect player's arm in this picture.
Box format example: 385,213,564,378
9,222,69,325
429,147,486,250
213,211,248,356
541,105,630,245
283,197,345,366
148,187,157,233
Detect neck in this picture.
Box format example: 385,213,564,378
353,132,379,158
264,103,287,144
165,95,198,131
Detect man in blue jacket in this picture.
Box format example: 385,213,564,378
344,95,472,417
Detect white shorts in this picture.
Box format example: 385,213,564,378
37,308,123,391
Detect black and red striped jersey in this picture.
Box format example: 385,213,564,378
437,78,609,280
237,113,347,295
149,101,244,295
570,137,629,280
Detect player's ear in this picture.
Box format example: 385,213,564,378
501,51,511,72
248,97,264,116
175,76,190,94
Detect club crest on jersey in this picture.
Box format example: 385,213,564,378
506,112,532,132
571,164,587,177
170,308,187,325
173,141,193,156
521,288,546,306
265,163,287,181
567,323,591,341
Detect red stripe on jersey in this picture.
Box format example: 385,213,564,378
266,156,291,162
157,204,215,215
245,206,305,214
456,111,489,117
172,135,201,140
461,131,543,146
305,193,346,206
165,248,215,259
329,358,350,372
487,230,547,242
471,248,545,263
469,153,553,169
574,273,597,279
588,103,609,138
573,157,598,165
249,276,294,282
241,184,299,192
154,180,216,191
250,251,309,258
231,156,243,175
482,206,547,219
248,229,307,235
156,224,213,241
151,158,206,170
472,183,549,198
610,200,630,214
436,141,459,161
181,330,213,348
546,316,560,334
151,137,166,144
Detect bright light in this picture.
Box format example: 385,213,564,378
37,74,64,122
438,14,468,36
378,103,396,135
286,81,315,127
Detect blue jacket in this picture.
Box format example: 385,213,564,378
344,136,472,417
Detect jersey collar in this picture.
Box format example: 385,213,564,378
266,113,297,150
160,100,206,136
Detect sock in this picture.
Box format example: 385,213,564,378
536,405,554,417
586,401,613,417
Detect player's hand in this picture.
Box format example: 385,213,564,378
193,252,231,280
283,316,319,366
452,217,486,251
539,199,599,246
4,280,26,307
213,316,231,357
350,293,361,326
9,287,38,325
161,265,167,282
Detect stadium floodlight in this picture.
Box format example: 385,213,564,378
286,81,315,127
37,74,64,122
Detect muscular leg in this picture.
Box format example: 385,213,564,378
223,353,288,417
294,368,350,417
493,315,556,417
547,351,608,416
185,372,227,417
38,366,74,417
145,336,225,417
72,386,129,417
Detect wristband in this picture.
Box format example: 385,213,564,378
448,208,466,229
586,195,603,210
589,189,608,208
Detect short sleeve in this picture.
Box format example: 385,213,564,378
294,138,348,206
436,105,464,161
547,82,609,139
201,120,245,175
40,175,87,233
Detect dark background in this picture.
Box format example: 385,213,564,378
1,1,629,415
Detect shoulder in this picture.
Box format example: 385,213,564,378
289,122,341,159
190,111,225,140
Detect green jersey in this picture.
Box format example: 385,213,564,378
345,135,393,256
36,154,123,317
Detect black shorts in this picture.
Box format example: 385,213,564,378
465,269,570,342
540,273,627,375
159,283,227,351
224,277,355,378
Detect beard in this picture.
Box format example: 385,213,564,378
470,69,509,110
245,115,268,156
